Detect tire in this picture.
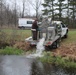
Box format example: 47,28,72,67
52,40,60,49
64,30,68,38
64,34,68,38
45,46,52,50
22,27,25,30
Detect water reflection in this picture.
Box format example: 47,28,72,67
0,56,76,75
32,61,76,75
32,60,45,75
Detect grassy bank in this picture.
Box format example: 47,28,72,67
0,29,31,55
0,29,76,56
0,29,31,49
0,46,24,55
39,52,76,69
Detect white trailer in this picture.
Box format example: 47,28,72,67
18,18,34,29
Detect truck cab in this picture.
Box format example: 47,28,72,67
52,21,68,38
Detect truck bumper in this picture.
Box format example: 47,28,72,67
25,36,38,45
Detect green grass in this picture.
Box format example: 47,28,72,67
0,46,24,55
62,30,76,44
0,29,31,44
1,29,76,42
1,29,31,39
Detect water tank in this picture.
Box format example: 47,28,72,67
47,27,55,40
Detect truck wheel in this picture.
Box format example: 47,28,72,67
22,27,25,30
64,32,68,38
64,30,68,38
64,33,68,38
52,40,60,49
45,46,52,50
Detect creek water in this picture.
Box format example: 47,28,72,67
0,56,76,75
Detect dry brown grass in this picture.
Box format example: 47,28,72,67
13,41,32,51
52,43,76,61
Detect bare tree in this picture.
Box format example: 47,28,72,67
21,0,31,17
22,0,26,18
28,0,42,19
12,0,18,27
0,0,4,27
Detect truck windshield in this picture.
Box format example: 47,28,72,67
61,23,66,28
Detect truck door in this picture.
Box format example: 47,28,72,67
61,23,67,37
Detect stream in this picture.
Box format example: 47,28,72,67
0,56,76,75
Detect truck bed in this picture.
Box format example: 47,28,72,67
44,36,60,46
25,35,60,46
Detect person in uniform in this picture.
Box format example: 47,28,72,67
31,19,38,40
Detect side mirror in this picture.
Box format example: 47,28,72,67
66,25,68,27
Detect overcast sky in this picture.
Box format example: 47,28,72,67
6,0,44,16
5,0,67,17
